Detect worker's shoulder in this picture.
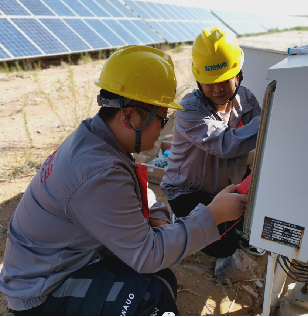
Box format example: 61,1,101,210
58,126,132,181
179,89,208,110
238,86,258,106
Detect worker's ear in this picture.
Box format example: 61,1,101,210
120,107,137,130
235,75,240,87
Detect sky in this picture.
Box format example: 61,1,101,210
139,0,308,16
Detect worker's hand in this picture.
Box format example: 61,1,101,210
149,217,169,228
207,184,247,225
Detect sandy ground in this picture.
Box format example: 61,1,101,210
0,30,307,315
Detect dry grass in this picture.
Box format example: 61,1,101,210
0,56,98,181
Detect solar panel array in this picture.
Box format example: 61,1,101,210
124,0,226,43
0,0,164,61
1,0,308,62
212,10,308,36
211,10,267,36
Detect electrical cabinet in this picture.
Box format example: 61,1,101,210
246,55,308,262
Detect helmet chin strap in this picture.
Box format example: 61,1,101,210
197,71,243,108
197,81,240,107
119,96,159,154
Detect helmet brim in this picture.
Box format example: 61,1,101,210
95,80,183,110
193,63,243,85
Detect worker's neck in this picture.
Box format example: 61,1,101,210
107,120,135,154
214,101,233,113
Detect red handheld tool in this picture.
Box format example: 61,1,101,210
219,174,252,240
235,174,251,195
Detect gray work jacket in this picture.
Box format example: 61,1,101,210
161,87,261,199
0,114,219,311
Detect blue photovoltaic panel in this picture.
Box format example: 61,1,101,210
94,0,124,17
111,0,135,18
61,0,94,17
103,19,141,45
165,4,185,20
18,0,54,16
158,4,179,20
40,19,90,51
130,20,163,43
12,18,68,54
64,19,110,49
188,22,201,36
172,22,194,40
41,0,76,16
212,10,266,35
150,3,170,20
165,22,187,42
187,7,202,21
141,2,161,20
85,19,126,47
118,20,152,44
0,19,42,58
174,6,191,20
0,46,11,59
131,1,156,19
125,0,152,19
0,0,30,15
78,0,110,17
147,21,177,43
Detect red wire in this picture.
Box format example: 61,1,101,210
219,213,245,240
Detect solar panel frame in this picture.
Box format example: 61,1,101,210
18,0,55,16
61,0,95,17
64,19,111,49
41,0,76,16
0,0,30,15
12,18,69,54
40,18,91,51
0,18,43,58
85,19,127,47
103,19,141,45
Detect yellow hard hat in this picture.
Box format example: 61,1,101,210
95,45,182,110
192,26,244,84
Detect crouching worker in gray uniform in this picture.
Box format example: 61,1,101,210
0,46,248,316
161,27,264,257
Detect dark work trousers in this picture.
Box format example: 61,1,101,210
10,256,178,316
169,191,243,258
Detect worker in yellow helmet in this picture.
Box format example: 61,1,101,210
0,45,248,316
161,27,265,257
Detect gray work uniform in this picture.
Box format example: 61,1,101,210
161,87,261,199
0,113,219,311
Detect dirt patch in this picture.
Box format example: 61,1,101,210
0,31,304,315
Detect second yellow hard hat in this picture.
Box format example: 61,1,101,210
192,26,244,84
